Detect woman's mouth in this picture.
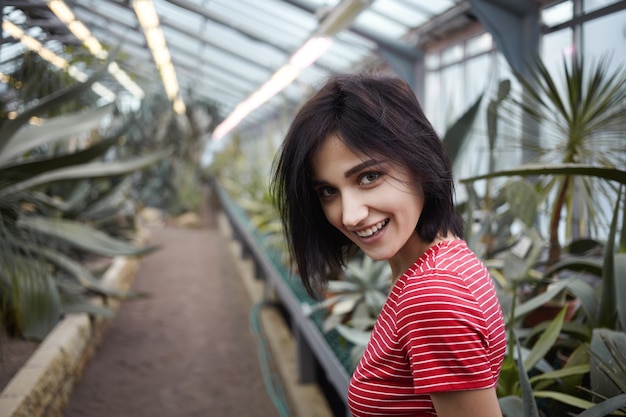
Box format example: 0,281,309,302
355,219,389,238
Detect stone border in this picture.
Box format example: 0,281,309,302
0,237,146,417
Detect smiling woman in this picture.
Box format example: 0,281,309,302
310,135,426,277
270,72,506,417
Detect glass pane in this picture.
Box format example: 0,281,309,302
494,53,521,170
354,11,408,38
441,44,463,66
541,28,574,76
440,63,464,129
584,0,622,13
583,9,626,73
465,53,490,104
424,71,442,133
406,0,456,16
371,0,431,27
425,52,440,70
466,33,493,56
542,1,573,27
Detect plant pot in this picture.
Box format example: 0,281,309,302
522,297,580,328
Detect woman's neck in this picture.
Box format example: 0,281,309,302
388,233,458,283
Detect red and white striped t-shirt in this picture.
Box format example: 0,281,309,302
348,240,506,417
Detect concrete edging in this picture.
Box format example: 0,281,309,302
0,247,145,417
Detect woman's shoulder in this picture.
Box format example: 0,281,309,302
405,239,478,275
399,240,489,295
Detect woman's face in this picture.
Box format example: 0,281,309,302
311,134,426,275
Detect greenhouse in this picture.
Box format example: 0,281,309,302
1,0,625,416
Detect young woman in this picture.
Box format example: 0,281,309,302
271,73,506,417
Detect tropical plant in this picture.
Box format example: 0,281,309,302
511,55,626,266
301,254,390,368
1,50,99,123
460,54,626,415
484,185,626,416
0,68,167,340
119,92,221,215
220,176,285,264
499,326,626,417
310,254,391,332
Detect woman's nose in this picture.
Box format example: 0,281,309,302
341,195,368,228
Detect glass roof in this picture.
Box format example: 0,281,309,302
1,0,464,131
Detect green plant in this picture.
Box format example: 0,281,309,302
220,170,286,259
513,55,626,266
483,186,626,416
312,254,391,332
460,55,626,415
120,93,221,215
0,68,167,340
306,254,391,367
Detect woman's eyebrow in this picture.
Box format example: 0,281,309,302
344,159,381,178
311,159,383,186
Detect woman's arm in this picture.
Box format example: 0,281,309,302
430,387,502,417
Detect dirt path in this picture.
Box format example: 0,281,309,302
64,217,280,417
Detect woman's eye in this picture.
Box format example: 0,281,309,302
317,186,336,198
360,172,380,185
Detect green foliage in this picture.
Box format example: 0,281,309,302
0,65,165,340
313,255,391,332
508,55,625,264
305,254,390,368
220,173,286,260
462,55,626,417
442,92,484,166
119,93,222,215
0,51,99,125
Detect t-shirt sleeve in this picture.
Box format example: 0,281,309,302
396,270,497,394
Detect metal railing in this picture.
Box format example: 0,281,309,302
211,181,352,416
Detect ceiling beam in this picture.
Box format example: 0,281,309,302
164,0,292,53
68,1,279,91
163,0,337,73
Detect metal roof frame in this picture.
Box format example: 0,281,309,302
2,0,468,131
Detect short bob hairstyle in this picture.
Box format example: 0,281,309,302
271,72,463,298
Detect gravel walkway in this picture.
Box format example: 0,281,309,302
64,213,280,417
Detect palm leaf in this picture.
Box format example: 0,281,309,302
523,306,567,371
514,331,541,417
533,391,595,411
615,253,626,331
61,294,115,317
461,164,626,186
80,177,134,220
598,186,622,328
442,92,484,165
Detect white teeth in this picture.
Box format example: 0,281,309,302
356,219,388,237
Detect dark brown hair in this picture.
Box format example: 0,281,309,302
271,73,463,298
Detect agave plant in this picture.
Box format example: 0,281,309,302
0,68,167,340
312,254,392,333
304,254,391,368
